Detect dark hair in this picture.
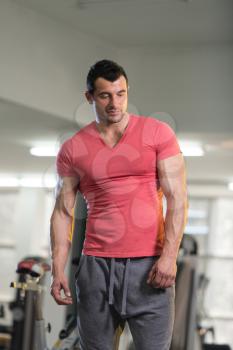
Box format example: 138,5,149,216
86,59,128,94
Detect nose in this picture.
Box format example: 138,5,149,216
108,95,118,108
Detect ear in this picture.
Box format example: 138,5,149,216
85,91,94,105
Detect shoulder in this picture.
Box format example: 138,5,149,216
131,114,175,138
131,114,170,129
60,121,95,151
56,124,93,177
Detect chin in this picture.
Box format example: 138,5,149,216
108,115,123,123
109,111,125,118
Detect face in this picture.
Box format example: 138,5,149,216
86,75,128,125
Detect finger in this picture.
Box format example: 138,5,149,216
157,268,171,288
61,295,73,304
51,288,65,304
51,285,72,305
147,270,154,283
153,274,164,288
153,273,175,289
61,282,73,303
62,282,72,298
52,290,73,305
58,297,73,305
163,276,176,288
153,275,164,288
56,290,73,305
147,264,158,283
151,267,169,288
56,297,73,305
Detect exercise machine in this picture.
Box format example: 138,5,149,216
10,257,81,350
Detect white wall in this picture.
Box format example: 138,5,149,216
0,0,118,120
118,44,233,134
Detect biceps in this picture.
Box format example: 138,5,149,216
55,194,76,217
55,177,78,216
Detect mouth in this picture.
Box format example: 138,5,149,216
107,110,119,116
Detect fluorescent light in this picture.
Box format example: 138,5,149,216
0,175,56,188
228,182,233,191
19,177,43,188
43,176,57,188
0,177,19,187
30,146,58,157
179,141,204,157
19,176,57,188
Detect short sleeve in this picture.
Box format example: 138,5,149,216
56,139,77,177
155,121,181,161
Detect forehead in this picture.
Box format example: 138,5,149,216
94,76,127,92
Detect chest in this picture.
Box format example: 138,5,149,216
73,135,157,184
99,132,122,149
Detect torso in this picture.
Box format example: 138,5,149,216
71,115,165,257
57,114,180,258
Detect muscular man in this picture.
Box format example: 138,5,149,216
50,59,188,350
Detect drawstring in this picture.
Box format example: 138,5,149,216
108,257,131,316
109,258,115,305
121,258,130,315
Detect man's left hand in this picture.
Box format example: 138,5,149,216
147,255,177,289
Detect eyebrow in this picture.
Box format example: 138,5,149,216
98,89,127,95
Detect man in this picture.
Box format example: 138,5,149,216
50,59,188,350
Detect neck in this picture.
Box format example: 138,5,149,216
95,112,130,135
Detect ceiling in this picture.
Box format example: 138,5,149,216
1,0,233,191
12,0,233,47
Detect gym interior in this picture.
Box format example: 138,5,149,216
0,0,233,349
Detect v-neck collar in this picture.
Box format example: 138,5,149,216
92,114,132,150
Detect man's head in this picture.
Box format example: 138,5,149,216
85,60,129,125
86,59,128,95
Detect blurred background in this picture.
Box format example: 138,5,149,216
0,0,233,349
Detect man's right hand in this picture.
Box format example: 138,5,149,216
50,274,73,305
50,176,78,306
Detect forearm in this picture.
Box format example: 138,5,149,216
162,194,188,259
50,210,72,277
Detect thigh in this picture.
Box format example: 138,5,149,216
128,285,175,350
76,255,122,350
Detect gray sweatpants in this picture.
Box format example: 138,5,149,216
75,255,175,350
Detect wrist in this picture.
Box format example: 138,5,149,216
161,240,181,260
51,262,65,277
160,250,178,261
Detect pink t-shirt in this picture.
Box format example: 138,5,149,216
56,114,181,257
